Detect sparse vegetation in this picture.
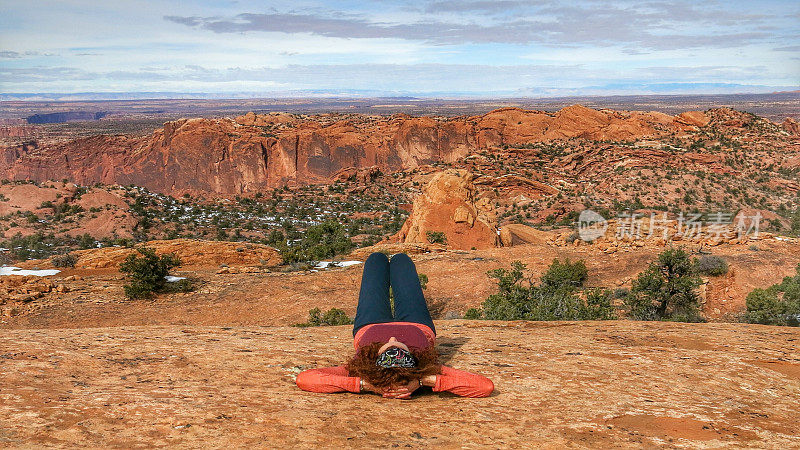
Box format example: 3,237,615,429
742,264,800,326
51,253,77,268
695,255,729,276
465,260,616,321
294,307,353,327
624,247,704,322
425,231,447,245
119,247,185,299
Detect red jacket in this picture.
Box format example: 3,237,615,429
295,322,494,398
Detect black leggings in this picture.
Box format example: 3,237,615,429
353,252,436,336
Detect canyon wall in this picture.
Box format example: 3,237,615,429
0,105,681,194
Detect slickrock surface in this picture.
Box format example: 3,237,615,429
1,321,798,448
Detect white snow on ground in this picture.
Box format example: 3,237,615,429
0,266,61,277
165,276,187,282
314,261,363,269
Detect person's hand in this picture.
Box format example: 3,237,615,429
382,379,421,399
360,379,380,394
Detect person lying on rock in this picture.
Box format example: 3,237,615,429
296,252,494,399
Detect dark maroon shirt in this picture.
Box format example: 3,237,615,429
354,322,434,350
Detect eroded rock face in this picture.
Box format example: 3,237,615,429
675,111,711,129
499,223,552,247
783,117,800,136
0,106,688,195
394,169,498,250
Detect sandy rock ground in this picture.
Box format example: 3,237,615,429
3,239,798,329
0,321,798,448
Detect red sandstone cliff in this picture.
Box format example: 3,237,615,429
0,106,687,195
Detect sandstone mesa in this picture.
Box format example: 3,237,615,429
1,105,710,195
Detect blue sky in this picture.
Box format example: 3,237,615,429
0,0,798,97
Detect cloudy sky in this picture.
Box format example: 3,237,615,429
1,0,798,97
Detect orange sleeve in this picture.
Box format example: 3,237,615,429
433,365,494,398
295,365,361,394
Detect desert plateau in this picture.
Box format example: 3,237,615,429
1,99,800,448
2,0,800,447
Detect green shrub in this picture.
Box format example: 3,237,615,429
278,220,354,264
51,253,77,268
425,231,447,245
695,255,729,276
743,264,800,326
165,278,196,294
540,258,588,290
294,307,353,327
624,247,703,322
120,247,182,299
468,260,616,321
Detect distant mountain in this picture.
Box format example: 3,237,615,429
27,112,108,124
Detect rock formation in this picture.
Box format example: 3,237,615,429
498,223,552,247
394,169,498,250
783,117,800,136
0,106,691,195
67,239,281,270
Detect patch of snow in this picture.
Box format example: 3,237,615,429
0,266,61,277
165,275,186,282
314,260,363,269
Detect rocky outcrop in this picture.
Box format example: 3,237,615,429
499,223,552,247
394,169,498,250
0,106,690,195
782,117,800,136
0,182,138,239
65,239,282,270
675,111,710,129
1,275,68,307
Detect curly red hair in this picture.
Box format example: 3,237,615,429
345,342,441,389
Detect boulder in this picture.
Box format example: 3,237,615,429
499,223,552,247
394,169,499,250
675,111,710,128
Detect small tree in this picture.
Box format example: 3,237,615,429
540,259,588,290
625,247,703,322
743,264,800,326
120,247,181,299
278,220,354,264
